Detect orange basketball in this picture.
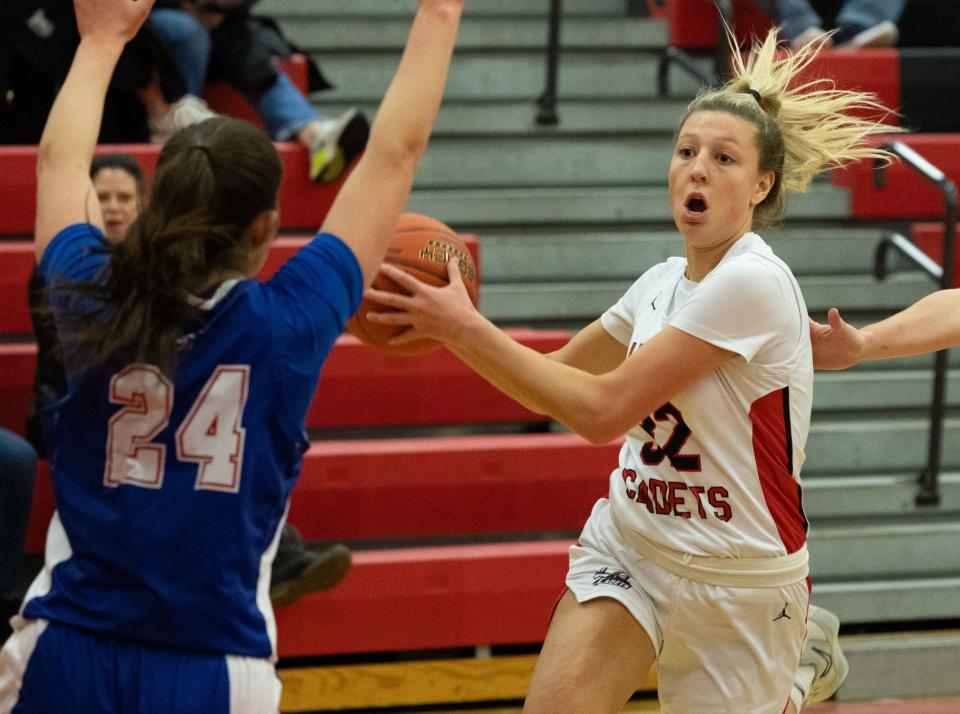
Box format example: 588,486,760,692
347,213,479,356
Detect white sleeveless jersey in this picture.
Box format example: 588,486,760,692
601,232,812,560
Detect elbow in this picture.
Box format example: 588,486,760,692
35,141,56,178
367,126,429,176
579,425,622,447
566,405,623,446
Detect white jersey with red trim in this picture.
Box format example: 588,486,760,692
600,232,812,560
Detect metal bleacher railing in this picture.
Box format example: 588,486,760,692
874,141,959,507
657,0,734,96
536,1,733,123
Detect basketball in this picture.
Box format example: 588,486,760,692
347,213,479,356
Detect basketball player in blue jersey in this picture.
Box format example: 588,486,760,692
0,0,465,710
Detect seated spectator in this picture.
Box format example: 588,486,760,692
0,429,37,643
753,0,906,50
0,0,187,143
26,152,351,608
147,0,369,182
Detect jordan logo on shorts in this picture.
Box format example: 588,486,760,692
772,603,791,621
592,567,631,589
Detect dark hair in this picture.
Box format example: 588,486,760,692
63,117,283,373
91,152,145,185
90,152,147,207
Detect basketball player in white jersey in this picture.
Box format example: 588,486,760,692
364,31,897,714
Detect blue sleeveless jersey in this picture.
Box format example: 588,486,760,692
22,224,362,658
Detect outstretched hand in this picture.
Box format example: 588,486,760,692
364,259,480,347
74,0,155,46
809,307,867,370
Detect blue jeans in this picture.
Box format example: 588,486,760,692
754,0,907,42
146,9,323,140
0,428,36,602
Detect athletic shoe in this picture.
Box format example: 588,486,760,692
308,109,370,183
800,605,850,704
270,527,352,607
835,20,899,49
149,94,218,145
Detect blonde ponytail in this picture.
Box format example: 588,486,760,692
681,28,900,228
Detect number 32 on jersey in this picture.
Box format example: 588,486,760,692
104,364,250,493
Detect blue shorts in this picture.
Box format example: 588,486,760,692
0,619,279,713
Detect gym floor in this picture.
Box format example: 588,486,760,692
429,697,960,713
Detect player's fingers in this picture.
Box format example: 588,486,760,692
379,264,427,292
826,307,846,330
364,287,411,308
365,309,413,325
446,258,463,286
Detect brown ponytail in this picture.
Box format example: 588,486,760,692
59,117,283,373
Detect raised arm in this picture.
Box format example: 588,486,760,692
34,0,154,261
320,0,464,287
811,290,960,369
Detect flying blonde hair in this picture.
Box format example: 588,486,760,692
681,28,901,228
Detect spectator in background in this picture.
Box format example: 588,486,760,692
147,0,369,182
25,152,351,608
0,429,37,643
0,0,193,143
753,0,907,50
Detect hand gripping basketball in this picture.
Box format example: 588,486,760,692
347,213,479,356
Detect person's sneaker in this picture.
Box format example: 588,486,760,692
270,528,352,608
149,94,218,145
308,109,370,184
835,20,898,49
799,605,849,705
790,26,831,51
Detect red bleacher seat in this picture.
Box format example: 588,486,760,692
650,0,773,49
288,432,619,541
0,242,34,334
0,144,349,236
276,541,570,657
798,49,900,125
833,135,960,218
306,330,566,429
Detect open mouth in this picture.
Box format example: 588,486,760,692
685,195,708,213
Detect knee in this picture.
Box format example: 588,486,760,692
0,429,37,488
524,684,594,714
150,9,212,56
